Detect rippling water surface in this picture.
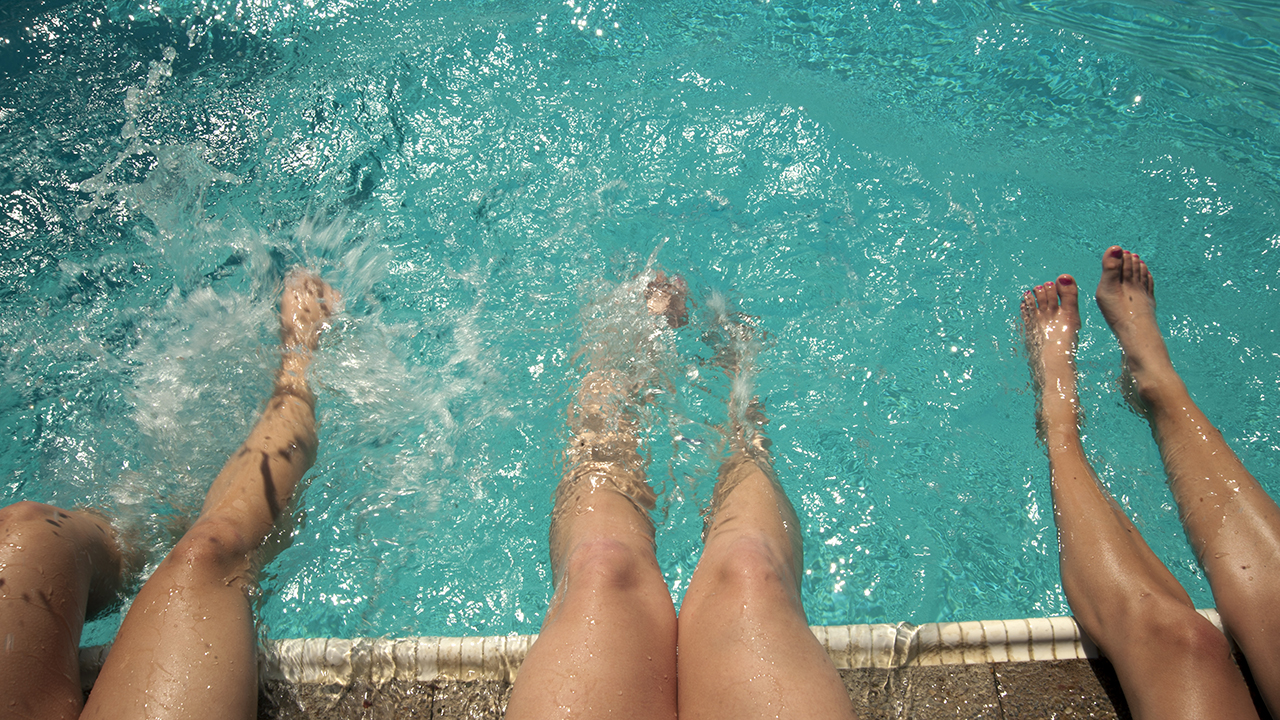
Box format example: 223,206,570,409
1,0,1277,641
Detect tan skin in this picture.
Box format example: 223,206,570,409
505,272,855,720
0,270,337,720
1022,247,1275,720
1093,246,1280,716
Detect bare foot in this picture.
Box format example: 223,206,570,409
281,269,339,351
278,270,338,393
645,270,689,328
568,269,688,451
1022,275,1082,442
1094,246,1177,408
702,292,760,377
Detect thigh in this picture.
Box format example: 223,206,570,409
0,502,124,720
81,521,259,720
507,490,678,720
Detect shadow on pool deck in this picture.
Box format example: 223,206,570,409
260,658,1139,719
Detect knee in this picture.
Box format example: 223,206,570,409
0,499,56,523
1126,597,1233,661
560,538,661,596
165,519,255,583
0,500,69,541
700,536,799,602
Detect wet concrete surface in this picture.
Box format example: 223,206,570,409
260,658,1137,719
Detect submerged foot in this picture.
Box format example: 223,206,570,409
1094,246,1176,408
1022,275,1082,441
645,270,689,328
701,293,770,456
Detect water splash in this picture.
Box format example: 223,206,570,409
76,46,242,229
704,290,767,447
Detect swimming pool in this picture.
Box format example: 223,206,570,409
1,0,1276,644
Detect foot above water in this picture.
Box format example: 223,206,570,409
1021,274,1085,446
1093,245,1176,404
281,269,340,351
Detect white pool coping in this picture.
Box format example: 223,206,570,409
78,609,1225,686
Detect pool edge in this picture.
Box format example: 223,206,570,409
76,608,1224,688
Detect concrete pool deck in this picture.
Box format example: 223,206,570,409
82,610,1270,719
259,660,1136,719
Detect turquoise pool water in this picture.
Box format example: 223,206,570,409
1,0,1277,642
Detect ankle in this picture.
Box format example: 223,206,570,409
1044,426,1083,451
1135,374,1191,418
1127,358,1182,394
275,357,315,406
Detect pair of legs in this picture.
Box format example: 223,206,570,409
1023,247,1280,719
0,271,337,720
506,273,855,720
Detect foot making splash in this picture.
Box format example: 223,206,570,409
1022,246,1280,720
0,269,338,720
506,268,856,720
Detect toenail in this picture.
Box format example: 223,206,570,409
1059,277,1073,286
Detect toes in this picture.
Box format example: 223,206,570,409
1033,282,1049,310
1101,245,1124,275
645,271,689,328
672,274,689,296
1044,280,1060,308
1134,255,1151,293
1121,249,1137,283
1055,274,1079,313
1021,290,1037,323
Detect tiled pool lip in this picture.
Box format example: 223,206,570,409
78,609,1225,687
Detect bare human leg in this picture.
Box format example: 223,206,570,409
1023,275,1255,720
505,272,685,720
0,503,126,720
676,304,855,720
77,270,337,720
1095,245,1280,715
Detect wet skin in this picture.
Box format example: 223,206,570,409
506,272,855,720
1091,246,1280,717
0,270,337,720
1023,248,1271,720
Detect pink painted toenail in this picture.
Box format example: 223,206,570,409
1109,247,1123,258
1059,276,1074,286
